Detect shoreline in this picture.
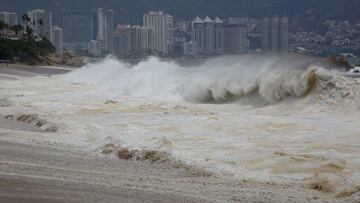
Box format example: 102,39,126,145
0,64,75,78
0,138,351,203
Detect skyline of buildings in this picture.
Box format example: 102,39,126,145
1,8,292,58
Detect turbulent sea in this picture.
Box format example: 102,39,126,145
1,55,360,197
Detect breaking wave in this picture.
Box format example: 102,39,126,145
64,55,358,106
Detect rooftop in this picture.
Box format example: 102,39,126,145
214,17,223,24
203,16,213,23
193,16,203,24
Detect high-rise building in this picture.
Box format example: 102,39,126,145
214,17,224,54
96,8,114,55
261,17,271,52
279,17,289,52
113,25,154,58
131,25,141,56
0,11,18,26
192,16,205,54
192,16,224,55
52,25,63,55
143,11,173,56
140,26,155,55
224,24,248,54
203,17,215,54
27,9,53,41
271,16,280,52
262,16,288,53
167,15,174,54
113,25,132,57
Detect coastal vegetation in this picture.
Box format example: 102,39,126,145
0,18,56,65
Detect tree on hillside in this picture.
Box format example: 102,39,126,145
0,20,9,29
21,14,33,39
11,25,23,35
21,14,31,25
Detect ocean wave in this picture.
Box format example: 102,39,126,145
63,55,357,106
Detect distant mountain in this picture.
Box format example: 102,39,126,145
1,0,360,26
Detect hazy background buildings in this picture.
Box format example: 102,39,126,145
1,2,360,64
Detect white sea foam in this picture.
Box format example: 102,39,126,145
1,55,360,197
64,55,358,108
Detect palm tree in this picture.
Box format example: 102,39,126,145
21,14,31,25
11,25,23,35
21,14,32,38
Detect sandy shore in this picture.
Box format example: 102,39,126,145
1,136,355,203
0,64,73,79
0,65,359,202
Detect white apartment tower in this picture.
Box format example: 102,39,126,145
52,25,63,55
96,8,114,55
143,11,173,56
27,9,53,42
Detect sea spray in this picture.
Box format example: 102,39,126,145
64,55,342,104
